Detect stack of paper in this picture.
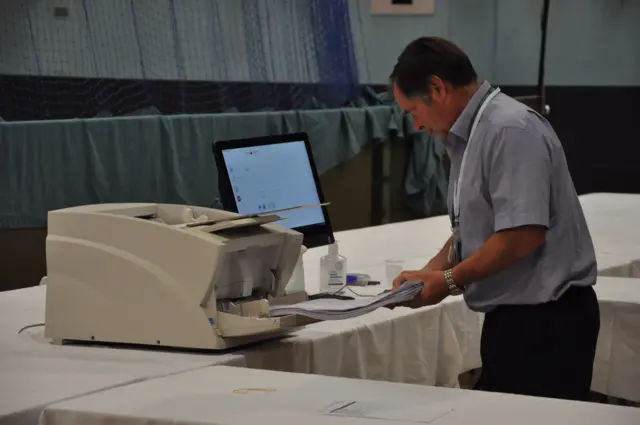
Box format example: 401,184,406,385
269,282,424,320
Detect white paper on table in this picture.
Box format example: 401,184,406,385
319,400,455,423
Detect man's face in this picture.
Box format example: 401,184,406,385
393,80,451,140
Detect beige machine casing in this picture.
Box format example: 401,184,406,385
44,203,314,350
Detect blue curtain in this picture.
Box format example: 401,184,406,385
0,0,361,120
309,0,360,106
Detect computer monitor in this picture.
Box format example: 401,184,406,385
212,132,335,248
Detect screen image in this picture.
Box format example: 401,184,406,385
222,141,326,229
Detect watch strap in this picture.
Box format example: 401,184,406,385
444,269,463,295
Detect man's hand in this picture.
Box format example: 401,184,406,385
391,269,449,308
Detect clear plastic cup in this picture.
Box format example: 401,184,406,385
385,259,404,286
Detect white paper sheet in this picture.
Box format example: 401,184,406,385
320,400,454,423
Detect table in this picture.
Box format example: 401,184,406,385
39,366,640,425
3,193,640,424
580,193,640,275
0,286,245,425
592,277,640,402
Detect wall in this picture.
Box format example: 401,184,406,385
351,0,640,86
499,0,639,86
349,0,496,85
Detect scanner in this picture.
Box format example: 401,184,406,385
44,203,317,351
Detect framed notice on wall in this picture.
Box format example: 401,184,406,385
370,0,435,15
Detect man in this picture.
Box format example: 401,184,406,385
390,37,600,401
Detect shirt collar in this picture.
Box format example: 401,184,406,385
448,80,491,142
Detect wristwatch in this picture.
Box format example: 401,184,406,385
444,269,464,295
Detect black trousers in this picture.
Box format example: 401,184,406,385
474,285,600,401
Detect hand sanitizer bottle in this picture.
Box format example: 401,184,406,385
319,242,347,292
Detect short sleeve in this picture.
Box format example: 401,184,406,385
487,125,552,232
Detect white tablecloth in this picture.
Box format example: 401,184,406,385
241,298,481,388
580,193,640,275
592,277,640,401
39,366,640,425
0,287,245,425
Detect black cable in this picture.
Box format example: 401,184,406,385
538,0,551,114
18,323,45,334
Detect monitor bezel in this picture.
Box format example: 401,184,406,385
212,132,335,249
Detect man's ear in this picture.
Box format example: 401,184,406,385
429,76,447,102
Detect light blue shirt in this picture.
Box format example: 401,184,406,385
445,81,597,312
